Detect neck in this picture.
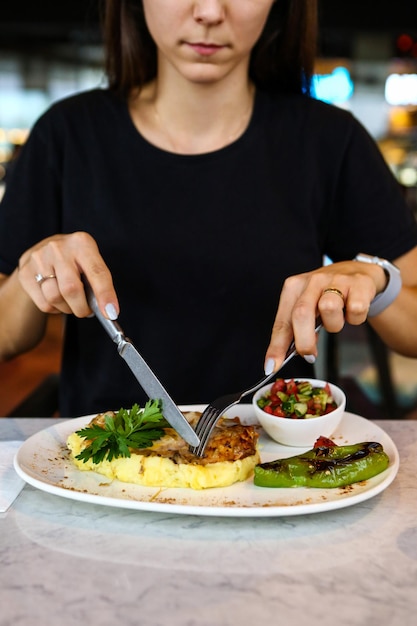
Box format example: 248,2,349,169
129,74,256,155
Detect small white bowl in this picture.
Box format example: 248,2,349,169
252,378,346,447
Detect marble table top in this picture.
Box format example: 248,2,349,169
1,417,417,626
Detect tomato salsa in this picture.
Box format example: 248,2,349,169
257,378,337,419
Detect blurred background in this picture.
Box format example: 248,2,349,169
0,0,417,418
0,0,416,207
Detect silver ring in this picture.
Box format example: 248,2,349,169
35,273,56,286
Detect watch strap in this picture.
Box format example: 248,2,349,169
354,253,402,317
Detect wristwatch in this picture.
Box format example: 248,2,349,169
355,253,402,317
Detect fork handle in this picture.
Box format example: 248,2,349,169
240,321,323,400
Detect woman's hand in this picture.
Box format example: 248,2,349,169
18,231,119,320
264,259,387,374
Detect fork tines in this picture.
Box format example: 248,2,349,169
189,405,222,457
190,319,323,457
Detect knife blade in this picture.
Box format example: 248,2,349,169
83,279,200,447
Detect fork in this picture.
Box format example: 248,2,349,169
189,321,323,457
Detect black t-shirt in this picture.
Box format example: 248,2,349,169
1,88,416,416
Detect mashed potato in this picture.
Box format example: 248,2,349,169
67,411,259,490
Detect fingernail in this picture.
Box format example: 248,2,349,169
304,354,316,364
105,303,118,320
264,358,275,375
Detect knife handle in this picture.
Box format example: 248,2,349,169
83,276,125,346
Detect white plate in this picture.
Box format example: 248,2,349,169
14,406,399,517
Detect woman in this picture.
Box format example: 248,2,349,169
1,0,417,417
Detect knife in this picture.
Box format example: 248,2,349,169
83,279,200,447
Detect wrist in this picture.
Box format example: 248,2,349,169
354,253,402,317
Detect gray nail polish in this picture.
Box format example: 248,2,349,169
105,303,118,320
304,354,316,364
264,358,275,375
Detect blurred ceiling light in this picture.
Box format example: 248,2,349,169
312,67,354,105
396,34,414,53
398,167,417,187
385,73,417,106
7,128,29,145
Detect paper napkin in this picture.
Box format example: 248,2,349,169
0,441,25,512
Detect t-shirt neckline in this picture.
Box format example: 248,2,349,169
122,89,262,160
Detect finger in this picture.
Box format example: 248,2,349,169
264,275,317,373
38,273,75,315
318,287,346,333
43,233,119,319
25,284,63,315
65,232,120,319
34,262,117,319
343,286,373,325
46,258,118,319
31,242,93,317
266,311,320,373
318,281,371,329
284,273,324,357
18,258,63,314
19,232,119,319
264,318,294,375
81,264,119,320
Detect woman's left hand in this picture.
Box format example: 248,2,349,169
264,259,387,374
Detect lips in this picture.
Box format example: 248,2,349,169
186,42,225,56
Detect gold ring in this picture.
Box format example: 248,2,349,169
322,287,345,302
35,273,56,286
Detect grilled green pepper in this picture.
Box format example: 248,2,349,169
254,442,389,488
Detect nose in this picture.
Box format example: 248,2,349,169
193,0,225,26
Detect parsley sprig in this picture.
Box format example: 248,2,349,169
75,400,169,464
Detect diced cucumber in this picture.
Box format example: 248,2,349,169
294,402,308,417
296,393,311,403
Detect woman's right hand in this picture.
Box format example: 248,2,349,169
18,231,119,320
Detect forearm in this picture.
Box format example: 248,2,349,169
370,284,417,357
0,269,48,361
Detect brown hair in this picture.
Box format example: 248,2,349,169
102,0,317,97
